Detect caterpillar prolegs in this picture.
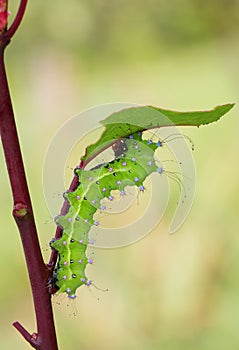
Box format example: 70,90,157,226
46,103,235,298
51,132,167,298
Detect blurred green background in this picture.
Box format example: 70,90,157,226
0,0,239,349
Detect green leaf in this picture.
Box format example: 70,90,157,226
81,103,234,166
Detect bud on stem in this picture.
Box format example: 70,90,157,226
0,0,9,33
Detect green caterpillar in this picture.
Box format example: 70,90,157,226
51,132,164,298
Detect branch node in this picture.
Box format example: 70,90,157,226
13,321,39,348
13,202,28,217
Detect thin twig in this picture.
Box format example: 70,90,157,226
6,0,28,40
13,322,40,348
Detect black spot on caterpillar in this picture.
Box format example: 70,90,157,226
112,139,128,157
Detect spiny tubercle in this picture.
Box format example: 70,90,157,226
51,136,163,298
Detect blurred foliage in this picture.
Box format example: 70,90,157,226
0,1,239,350
9,0,239,63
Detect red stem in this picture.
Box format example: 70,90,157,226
6,0,28,40
13,322,40,348
0,3,58,349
